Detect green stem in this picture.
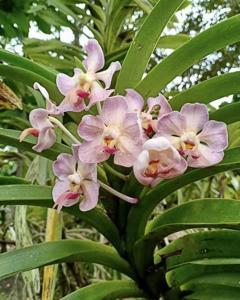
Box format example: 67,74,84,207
103,162,129,181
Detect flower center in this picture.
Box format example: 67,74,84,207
141,112,154,137
150,104,161,120
102,126,121,154
68,173,82,193
179,132,198,155
144,160,159,177
78,72,95,91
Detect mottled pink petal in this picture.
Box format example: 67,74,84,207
180,103,209,133
56,73,78,96
143,136,172,152
125,89,144,113
122,112,141,138
147,94,172,117
133,150,155,186
33,127,56,152
83,39,104,73
96,61,121,89
187,144,224,168
102,96,128,126
89,81,113,107
53,153,76,179
78,115,104,141
80,180,99,211
78,139,110,163
198,120,228,151
157,111,185,136
77,160,98,182
29,108,53,130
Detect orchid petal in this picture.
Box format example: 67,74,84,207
96,61,121,89
33,127,56,152
77,160,98,182
78,139,110,163
89,81,113,107
56,72,78,96
122,112,141,138
133,150,155,186
198,120,228,151
147,94,172,117
19,128,39,142
102,96,128,126
78,115,104,141
125,89,144,113
157,111,185,137
83,39,104,73
53,153,76,179
187,144,224,168
80,180,99,211
58,88,86,113
180,103,209,133
29,108,53,129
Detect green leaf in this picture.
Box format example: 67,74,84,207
136,14,240,97
0,48,57,82
0,176,29,185
62,280,145,300
0,65,61,102
157,34,191,50
115,0,184,93
0,185,122,251
134,199,240,276
210,102,240,125
0,128,71,161
170,72,240,110
126,147,240,251
0,240,135,280
184,286,240,300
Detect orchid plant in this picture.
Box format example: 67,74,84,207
0,1,240,300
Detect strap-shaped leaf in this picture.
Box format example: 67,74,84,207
126,147,240,251
0,128,71,161
134,199,240,275
211,102,240,125
184,286,240,300
115,0,184,93
136,14,240,97
0,185,122,251
0,64,61,101
0,240,135,280
0,176,29,185
170,72,240,110
62,280,145,300
0,48,57,82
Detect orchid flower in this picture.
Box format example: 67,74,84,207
19,83,61,152
56,39,121,112
52,145,99,212
133,137,187,187
157,103,228,168
77,96,142,167
125,89,172,137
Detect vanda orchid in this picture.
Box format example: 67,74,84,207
56,39,121,112
5,3,240,299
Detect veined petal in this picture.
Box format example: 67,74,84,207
147,94,172,117
29,108,52,129
187,144,224,168
53,153,76,179
78,139,109,163
143,137,172,152
83,39,104,73
77,160,98,182
78,115,104,141
96,61,121,89
80,180,99,211
198,120,228,151
89,81,113,107
157,111,185,137
133,150,155,186
180,103,209,133
122,112,141,138
102,96,128,126
33,127,56,152
59,88,86,113
125,89,144,113
56,72,78,96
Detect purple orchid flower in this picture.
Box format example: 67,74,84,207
133,137,187,187
157,103,228,167
56,39,121,112
125,89,172,137
52,145,99,212
77,96,142,167
19,83,61,152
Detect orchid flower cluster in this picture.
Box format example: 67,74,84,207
20,39,228,212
